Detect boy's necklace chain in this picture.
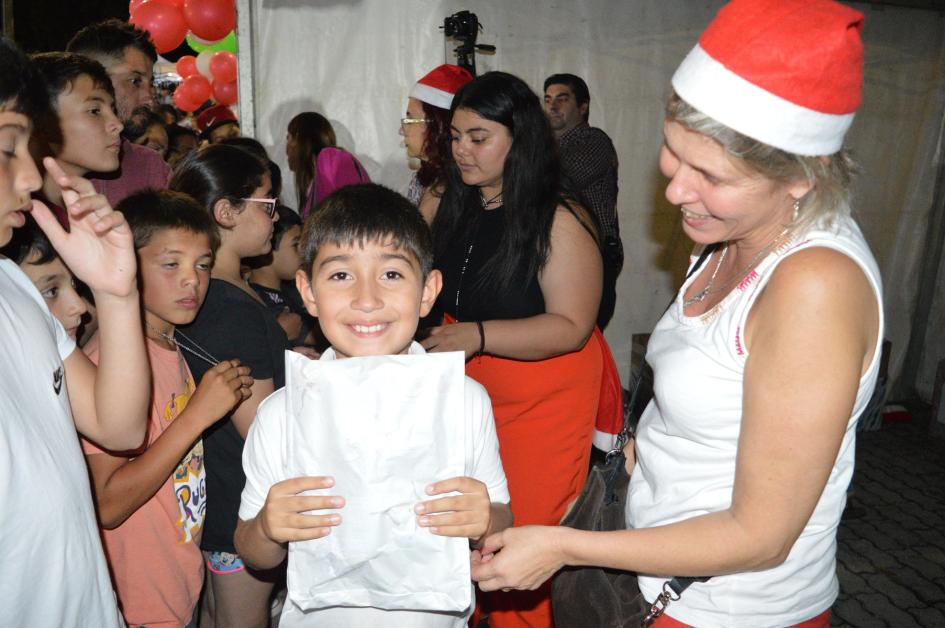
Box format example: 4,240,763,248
144,322,219,367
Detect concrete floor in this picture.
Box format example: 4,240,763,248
831,406,945,627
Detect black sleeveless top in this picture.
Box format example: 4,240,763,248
434,206,545,322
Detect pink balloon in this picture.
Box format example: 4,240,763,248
129,1,188,54
176,55,199,78
212,79,238,106
184,0,236,42
173,88,201,113
178,74,212,106
209,51,237,83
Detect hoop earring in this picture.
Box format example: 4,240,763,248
792,198,800,223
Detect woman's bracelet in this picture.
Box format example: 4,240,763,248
475,321,485,357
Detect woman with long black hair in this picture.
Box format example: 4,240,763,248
421,71,605,628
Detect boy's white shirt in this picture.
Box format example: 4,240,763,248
0,259,123,627
240,342,509,628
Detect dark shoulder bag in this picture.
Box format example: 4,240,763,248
550,245,717,628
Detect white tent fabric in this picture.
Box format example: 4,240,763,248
242,0,945,399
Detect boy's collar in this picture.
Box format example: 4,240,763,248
319,341,426,361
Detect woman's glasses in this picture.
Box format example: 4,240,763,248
241,198,278,218
400,117,430,127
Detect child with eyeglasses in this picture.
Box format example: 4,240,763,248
170,143,292,628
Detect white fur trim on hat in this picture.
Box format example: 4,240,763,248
410,82,455,109
672,45,855,156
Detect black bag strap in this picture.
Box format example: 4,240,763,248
611,243,719,454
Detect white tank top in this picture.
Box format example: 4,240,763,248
627,215,884,627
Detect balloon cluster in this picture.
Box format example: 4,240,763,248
129,0,238,112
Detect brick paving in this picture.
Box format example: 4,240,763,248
831,408,945,627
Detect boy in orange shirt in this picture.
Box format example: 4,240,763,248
82,189,254,627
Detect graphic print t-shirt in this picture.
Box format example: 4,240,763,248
82,337,206,626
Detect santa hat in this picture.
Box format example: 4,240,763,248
672,0,864,156
410,64,473,110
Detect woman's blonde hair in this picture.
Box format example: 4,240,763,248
666,93,857,234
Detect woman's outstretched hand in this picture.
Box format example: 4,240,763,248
471,525,566,591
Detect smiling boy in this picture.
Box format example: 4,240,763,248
235,183,511,627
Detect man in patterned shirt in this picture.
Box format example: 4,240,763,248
544,73,621,328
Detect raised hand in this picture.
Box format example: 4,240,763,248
30,157,137,299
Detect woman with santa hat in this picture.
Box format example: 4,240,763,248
401,64,472,223
469,1,884,626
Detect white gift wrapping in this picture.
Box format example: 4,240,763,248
283,350,470,612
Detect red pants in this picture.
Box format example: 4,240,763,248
466,335,603,628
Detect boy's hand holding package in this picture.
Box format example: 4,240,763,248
416,476,491,542
259,475,345,544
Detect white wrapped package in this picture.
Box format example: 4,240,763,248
283,350,470,613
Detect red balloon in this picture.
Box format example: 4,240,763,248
209,51,237,83
130,0,183,16
184,0,236,42
212,79,238,106
173,88,200,112
176,55,199,78
178,74,212,106
129,1,188,54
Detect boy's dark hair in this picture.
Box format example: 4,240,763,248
272,204,302,250
543,73,590,109
0,37,51,120
30,52,117,106
0,214,57,265
67,19,158,64
116,188,220,253
299,183,432,278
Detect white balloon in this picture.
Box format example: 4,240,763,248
196,49,214,78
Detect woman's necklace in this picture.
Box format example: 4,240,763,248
481,190,503,209
145,322,220,367
684,228,792,308
683,246,728,307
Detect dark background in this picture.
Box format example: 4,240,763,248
8,0,129,52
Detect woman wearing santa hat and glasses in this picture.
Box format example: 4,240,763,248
470,1,883,627
401,64,473,223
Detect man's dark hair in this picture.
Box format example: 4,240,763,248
543,73,590,107
272,204,302,251
0,37,51,120
0,214,57,265
67,19,158,64
30,52,116,106
116,188,220,253
299,183,432,278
